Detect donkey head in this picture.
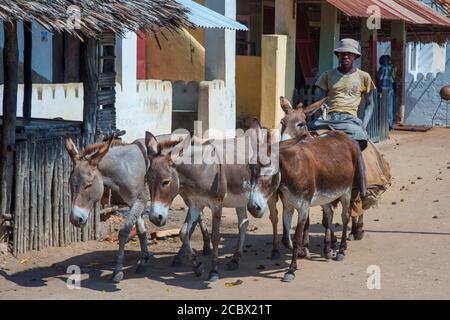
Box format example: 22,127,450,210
65,135,113,227
246,119,281,218
145,131,185,227
279,96,328,141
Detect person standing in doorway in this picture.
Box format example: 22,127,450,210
377,55,395,130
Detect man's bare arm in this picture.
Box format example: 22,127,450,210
316,88,327,100
362,90,375,129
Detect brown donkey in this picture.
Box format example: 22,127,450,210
248,121,366,282
278,96,391,247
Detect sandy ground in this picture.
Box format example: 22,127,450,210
0,128,450,300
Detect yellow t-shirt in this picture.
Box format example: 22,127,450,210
315,68,376,117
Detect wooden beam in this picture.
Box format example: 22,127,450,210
23,21,32,122
81,37,98,145
391,20,406,124
1,20,19,219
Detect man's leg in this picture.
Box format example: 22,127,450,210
355,140,368,199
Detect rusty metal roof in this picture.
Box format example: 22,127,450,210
327,0,450,26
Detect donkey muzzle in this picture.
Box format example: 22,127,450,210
70,206,89,227
247,192,267,219
148,202,169,227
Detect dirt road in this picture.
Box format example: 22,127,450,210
1,128,450,299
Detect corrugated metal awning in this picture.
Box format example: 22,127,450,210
176,0,249,31
327,0,450,26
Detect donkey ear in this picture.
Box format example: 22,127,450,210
303,97,329,116
293,102,304,110
65,133,80,163
249,117,262,130
145,131,159,157
167,138,186,166
280,96,293,114
87,137,113,167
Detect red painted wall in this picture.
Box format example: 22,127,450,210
137,31,147,80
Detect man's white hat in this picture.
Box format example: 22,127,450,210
334,38,361,57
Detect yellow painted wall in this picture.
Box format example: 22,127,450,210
189,0,205,45
236,56,261,120
145,0,206,82
146,28,205,82
260,35,287,129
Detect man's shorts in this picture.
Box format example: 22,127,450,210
308,111,369,142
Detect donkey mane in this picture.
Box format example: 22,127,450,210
82,140,129,156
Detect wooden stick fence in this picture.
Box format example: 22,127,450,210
12,131,100,256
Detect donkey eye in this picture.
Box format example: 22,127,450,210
161,179,171,187
297,122,305,128
84,183,92,190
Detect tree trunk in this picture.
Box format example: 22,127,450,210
81,37,98,145
1,20,19,220
23,21,32,122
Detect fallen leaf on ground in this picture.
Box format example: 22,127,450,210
225,279,243,287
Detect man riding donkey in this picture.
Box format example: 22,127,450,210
308,38,391,239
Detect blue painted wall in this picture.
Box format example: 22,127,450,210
0,22,53,84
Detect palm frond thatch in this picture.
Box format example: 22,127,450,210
0,0,195,38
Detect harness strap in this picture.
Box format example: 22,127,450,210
133,140,149,170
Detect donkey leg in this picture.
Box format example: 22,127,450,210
112,201,145,283
282,204,295,251
299,215,311,259
172,219,198,267
268,195,281,260
348,216,358,241
208,206,223,282
356,213,365,240
283,203,309,282
322,204,334,260
198,213,212,256
180,206,204,277
135,216,151,274
336,192,351,261
227,207,248,271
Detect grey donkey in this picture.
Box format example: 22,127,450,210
65,133,211,283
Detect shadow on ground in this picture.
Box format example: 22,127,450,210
0,224,348,293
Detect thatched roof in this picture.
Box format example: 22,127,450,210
0,0,195,38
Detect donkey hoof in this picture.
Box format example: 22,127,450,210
331,240,338,250
323,251,333,260
356,231,365,240
203,246,212,256
226,260,239,271
282,239,293,251
172,257,184,267
193,262,204,277
302,248,312,260
335,253,346,261
271,249,281,260
135,263,147,274
282,271,295,283
112,271,124,283
208,271,220,282
347,233,356,241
